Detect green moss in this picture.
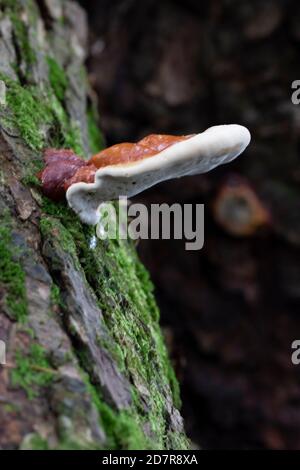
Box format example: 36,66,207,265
0,222,27,322
22,173,41,188
82,373,152,450
8,4,36,69
11,13,36,66
50,283,60,304
47,57,68,102
41,197,74,219
162,351,181,410
40,215,80,269
0,3,86,158
98,336,125,373
38,214,188,449
20,325,35,339
56,440,101,450
3,403,19,414
21,433,49,450
1,3,84,152
0,74,52,150
50,282,64,308
35,131,187,449
87,105,105,154
39,200,187,448
11,343,55,399
23,432,103,450
0,73,85,156
0,24,188,447
58,212,188,449
45,92,85,156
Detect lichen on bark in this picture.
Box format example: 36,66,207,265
0,0,189,450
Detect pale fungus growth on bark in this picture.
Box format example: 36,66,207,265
39,124,251,225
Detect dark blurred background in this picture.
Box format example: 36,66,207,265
79,0,300,449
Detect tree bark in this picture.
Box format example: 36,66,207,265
0,0,189,450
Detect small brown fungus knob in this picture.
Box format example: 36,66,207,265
38,148,89,201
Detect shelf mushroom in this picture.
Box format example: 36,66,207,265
39,124,251,225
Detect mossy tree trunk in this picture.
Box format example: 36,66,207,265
0,0,189,450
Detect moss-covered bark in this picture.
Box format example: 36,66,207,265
0,0,189,450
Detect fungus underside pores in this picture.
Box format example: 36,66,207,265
39,124,251,225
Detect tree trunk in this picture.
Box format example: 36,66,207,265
0,0,189,450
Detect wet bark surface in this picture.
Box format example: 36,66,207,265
81,0,300,449
0,0,188,450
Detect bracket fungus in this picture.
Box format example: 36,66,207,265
39,124,251,225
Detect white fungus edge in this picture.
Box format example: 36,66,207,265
66,124,251,225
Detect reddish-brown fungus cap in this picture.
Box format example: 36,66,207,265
89,134,192,169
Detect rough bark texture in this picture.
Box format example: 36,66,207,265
81,0,300,450
0,0,189,450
